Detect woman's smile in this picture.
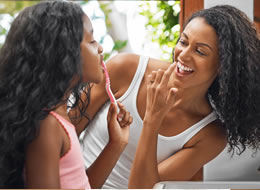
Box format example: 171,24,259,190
176,61,194,76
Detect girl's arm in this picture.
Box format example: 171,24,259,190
25,115,63,188
128,65,227,188
86,102,132,189
73,53,139,136
72,53,137,188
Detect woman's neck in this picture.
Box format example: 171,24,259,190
171,86,212,116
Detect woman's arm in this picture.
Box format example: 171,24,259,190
128,64,227,188
129,64,177,188
157,122,226,181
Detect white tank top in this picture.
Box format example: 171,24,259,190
80,55,217,189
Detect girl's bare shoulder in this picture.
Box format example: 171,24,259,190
32,113,64,147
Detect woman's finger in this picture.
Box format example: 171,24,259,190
154,69,164,84
148,71,157,84
166,88,177,105
160,63,175,87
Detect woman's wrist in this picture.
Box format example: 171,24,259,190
143,118,162,134
143,114,163,127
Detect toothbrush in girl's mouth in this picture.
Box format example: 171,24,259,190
101,61,119,112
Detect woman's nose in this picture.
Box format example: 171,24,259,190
179,46,192,62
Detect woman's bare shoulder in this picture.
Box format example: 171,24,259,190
106,53,140,78
106,53,141,96
107,53,172,77
146,57,172,73
186,119,227,152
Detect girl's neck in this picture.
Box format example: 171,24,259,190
54,103,68,117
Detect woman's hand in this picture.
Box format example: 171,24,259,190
144,63,177,128
107,102,133,148
129,63,177,189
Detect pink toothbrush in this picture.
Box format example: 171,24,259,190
101,61,119,112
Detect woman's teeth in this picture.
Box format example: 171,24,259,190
177,62,193,72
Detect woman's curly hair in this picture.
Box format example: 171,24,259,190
0,1,91,188
186,5,260,154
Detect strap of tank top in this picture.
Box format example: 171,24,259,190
181,111,218,147
118,55,149,101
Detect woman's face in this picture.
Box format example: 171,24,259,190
80,15,103,84
171,17,219,91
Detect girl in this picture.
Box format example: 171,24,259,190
0,1,132,189
78,5,260,189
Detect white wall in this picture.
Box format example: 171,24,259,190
204,0,254,21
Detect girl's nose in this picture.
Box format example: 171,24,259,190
98,43,103,54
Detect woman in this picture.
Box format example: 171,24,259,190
78,5,260,188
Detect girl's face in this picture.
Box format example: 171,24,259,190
80,15,103,83
171,17,219,91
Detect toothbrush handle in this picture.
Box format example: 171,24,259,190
102,61,119,113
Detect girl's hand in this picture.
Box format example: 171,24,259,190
144,63,177,129
107,102,133,148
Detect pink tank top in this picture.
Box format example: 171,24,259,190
50,111,91,189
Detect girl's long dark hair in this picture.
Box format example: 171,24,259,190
0,1,90,187
186,5,260,154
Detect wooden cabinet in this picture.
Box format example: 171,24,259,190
254,0,260,33
179,0,203,32
179,0,260,34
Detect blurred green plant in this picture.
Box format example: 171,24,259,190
0,0,127,60
139,0,180,61
103,40,127,61
0,1,39,15
98,1,128,61
0,1,40,47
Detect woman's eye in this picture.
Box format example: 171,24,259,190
196,49,206,56
90,40,96,44
179,39,187,46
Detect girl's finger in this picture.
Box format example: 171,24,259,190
117,102,126,121
126,116,133,126
107,103,116,121
120,111,130,127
